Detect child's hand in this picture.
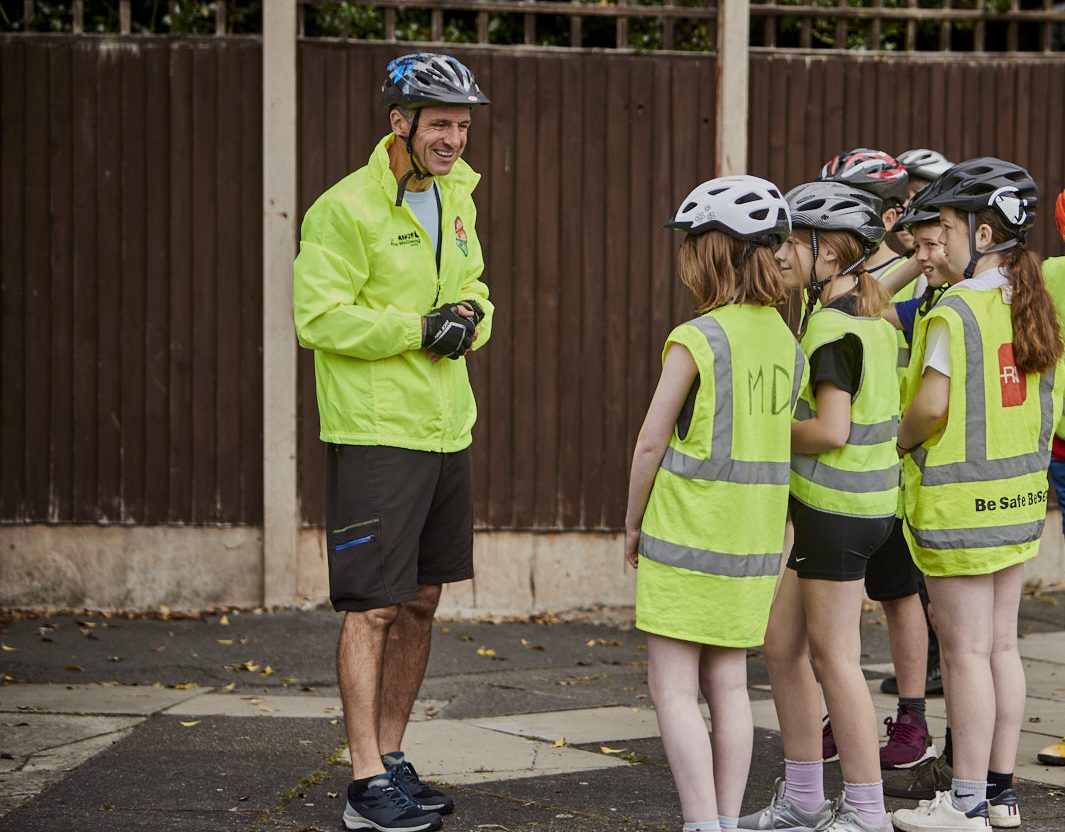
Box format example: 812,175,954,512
624,528,641,568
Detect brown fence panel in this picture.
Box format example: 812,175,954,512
296,44,716,530
0,35,263,525
748,51,1065,261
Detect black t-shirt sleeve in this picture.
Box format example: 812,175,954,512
809,334,863,396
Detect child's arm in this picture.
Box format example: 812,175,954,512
791,381,852,454
879,255,922,298
898,367,950,453
624,343,699,567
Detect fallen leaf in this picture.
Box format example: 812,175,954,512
220,614,230,626
108,656,122,662
173,682,196,690
459,634,473,642
100,803,114,811
216,639,234,646
1,644,16,652
179,720,200,728
151,645,166,653
280,677,298,684
599,745,627,755
220,683,236,693
238,796,249,801
552,737,567,747
260,666,275,677
241,661,261,672
77,621,97,628
327,791,339,799
586,639,596,647
476,646,496,657
329,718,340,725
64,664,84,672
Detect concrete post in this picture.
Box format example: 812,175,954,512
262,0,299,607
715,0,750,176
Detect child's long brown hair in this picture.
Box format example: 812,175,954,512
677,231,785,313
790,228,889,318
967,207,1063,374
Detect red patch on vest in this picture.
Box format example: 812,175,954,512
998,343,1026,408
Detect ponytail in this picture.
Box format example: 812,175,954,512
1004,246,1063,374
973,208,1063,375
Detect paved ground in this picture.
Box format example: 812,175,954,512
1,593,1064,831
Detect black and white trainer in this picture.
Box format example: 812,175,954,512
388,759,455,814
342,776,442,832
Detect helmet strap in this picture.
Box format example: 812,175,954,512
394,109,433,206
963,211,1020,280
800,229,827,336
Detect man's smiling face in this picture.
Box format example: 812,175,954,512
399,106,472,178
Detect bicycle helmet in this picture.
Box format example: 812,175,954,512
665,175,791,247
819,148,910,207
382,53,491,110
890,182,940,233
897,148,954,182
381,54,490,205
920,157,1038,278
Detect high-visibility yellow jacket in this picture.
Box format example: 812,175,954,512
791,307,901,518
637,304,808,647
293,135,493,452
902,287,1065,576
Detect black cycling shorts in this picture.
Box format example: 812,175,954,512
787,497,893,582
865,517,922,601
325,444,474,612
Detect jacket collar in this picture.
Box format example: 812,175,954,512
370,134,480,204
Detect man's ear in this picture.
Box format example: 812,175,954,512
389,108,410,138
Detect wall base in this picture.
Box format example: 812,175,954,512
3,515,1064,613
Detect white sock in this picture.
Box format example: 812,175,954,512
682,823,720,832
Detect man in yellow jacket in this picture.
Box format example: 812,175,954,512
293,53,494,832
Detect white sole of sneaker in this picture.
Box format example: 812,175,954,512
882,743,939,771
342,804,440,832
892,811,988,832
989,811,1021,828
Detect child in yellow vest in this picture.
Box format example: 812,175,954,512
893,159,1065,832
625,176,806,832
742,182,899,832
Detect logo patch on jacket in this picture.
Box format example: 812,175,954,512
391,231,421,248
454,216,468,256
998,343,1026,408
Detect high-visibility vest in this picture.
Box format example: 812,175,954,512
1043,257,1065,441
791,306,901,518
901,287,1065,576
637,304,807,647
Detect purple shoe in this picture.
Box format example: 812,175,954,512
823,715,839,763
880,705,937,770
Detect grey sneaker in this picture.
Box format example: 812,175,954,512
820,797,893,832
883,753,953,800
739,777,834,831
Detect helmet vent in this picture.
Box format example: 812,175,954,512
736,192,760,204
683,201,699,213
750,208,770,220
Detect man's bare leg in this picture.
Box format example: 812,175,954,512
338,605,400,779
379,584,442,754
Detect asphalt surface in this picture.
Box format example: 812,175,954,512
2,594,1064,831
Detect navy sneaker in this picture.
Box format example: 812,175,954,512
342,776,442,832
388,760,455,815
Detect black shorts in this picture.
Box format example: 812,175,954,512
787,497,893,582
325,444,474,612
865,517,922,601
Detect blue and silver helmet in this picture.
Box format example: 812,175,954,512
382,53,491,110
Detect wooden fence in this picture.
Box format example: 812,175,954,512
2,33,1064,531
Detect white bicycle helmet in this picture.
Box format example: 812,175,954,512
665,175,791,247
897,148,954,182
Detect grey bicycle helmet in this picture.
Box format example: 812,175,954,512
382,54,490,205
819,148,910,207
920,157,1038,277
897,148,954,182
665,175,791,247
382,53,491,110
786,181,887,253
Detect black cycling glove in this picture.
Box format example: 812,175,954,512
422,304,475,359
457,299,485,326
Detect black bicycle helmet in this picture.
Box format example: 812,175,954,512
381,54,490,205
897,148,954,183
890,182,940,233
920,157,1038,278
819,148,910,207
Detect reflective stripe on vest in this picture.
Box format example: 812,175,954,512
910,295,1057,486
639,531,781,577
907,519,1045,552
